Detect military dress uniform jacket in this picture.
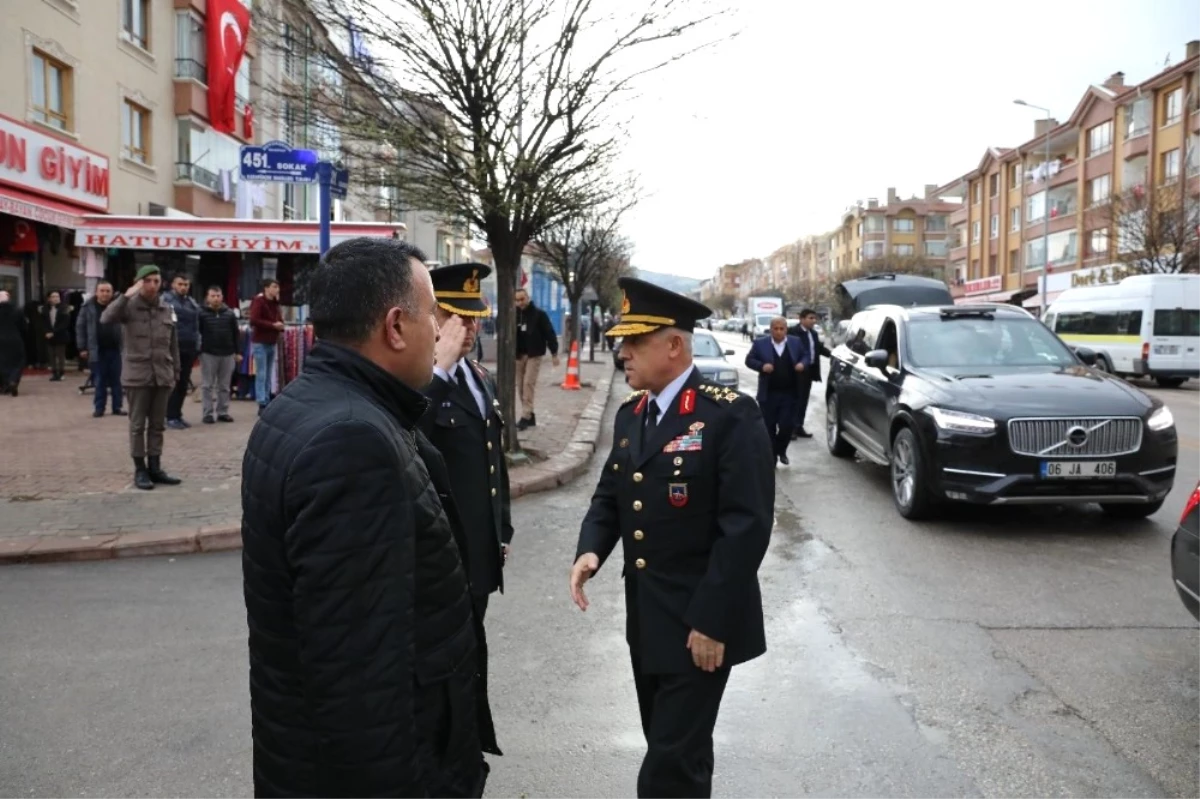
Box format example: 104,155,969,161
577,367,775,674
420,360,513,597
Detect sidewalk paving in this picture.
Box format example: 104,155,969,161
0,355,614,563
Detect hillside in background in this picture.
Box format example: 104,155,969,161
632,269,702,295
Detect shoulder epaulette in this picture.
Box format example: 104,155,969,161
622,389,648,406
697,382,741,405
470,359,489,376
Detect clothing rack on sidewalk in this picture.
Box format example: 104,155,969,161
234,321,314,401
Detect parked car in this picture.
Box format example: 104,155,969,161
1171,483,1199,620
612,330,739,387
825,296,1178,520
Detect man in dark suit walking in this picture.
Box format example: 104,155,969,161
570,278,774,799
745,316,806,466
420,262,513,621
789,308,832,439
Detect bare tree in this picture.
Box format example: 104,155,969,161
1097,185,1199,274
261,0,728,451
535,201,635,350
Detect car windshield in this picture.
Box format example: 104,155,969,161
693,333,723,358
755,314,774,328
906,316,1077,368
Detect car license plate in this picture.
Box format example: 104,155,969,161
1041,460,1117,478
1154,344,1179,355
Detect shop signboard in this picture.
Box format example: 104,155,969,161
0,114,110,211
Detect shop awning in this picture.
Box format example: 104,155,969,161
75,215,407,254
1023,291,1062,308
955,289,1017,304
0,185,87,229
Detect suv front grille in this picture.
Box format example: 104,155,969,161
1007,417,1143,457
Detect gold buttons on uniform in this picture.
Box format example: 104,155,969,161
612,463,620,472
633,530,644,540
673,456,683,466
491,487,497,496
487,442,493,451
633,500,643,511
490,465,495,474
633,472,644,483
635,558,646,569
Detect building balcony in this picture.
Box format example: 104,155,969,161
949,244,968,262
174,60,252,143
949,205,969,226
174,163,236,217
1123,131,1151,160
1026,158,1078,194
1024,212,1079,239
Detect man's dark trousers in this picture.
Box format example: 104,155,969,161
794,372,815,433
761,391,797,457
92,348,123,414
167,345,196,421
631,653,732,798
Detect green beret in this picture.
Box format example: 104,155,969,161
135,265,161,281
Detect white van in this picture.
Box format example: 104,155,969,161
1044,273,1199,388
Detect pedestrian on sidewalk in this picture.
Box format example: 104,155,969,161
248,279,284,414
241,238,495,797
513,286,559,430
101,266,183,491
570,277,773,799
197,285,241,424
75,280,125,417
788,308,831,440
745,316,805,466
41,290,72,381
0,290,26,396
163,273,200,429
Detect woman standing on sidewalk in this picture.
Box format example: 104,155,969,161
0,290,26,396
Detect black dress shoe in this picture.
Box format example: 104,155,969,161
202,415,215,424
217,414,234,423
795,429,813,439
778,453,790,465
93,410,104,418
134,469,155,490
112,409,127,416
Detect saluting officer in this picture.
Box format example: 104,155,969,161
420,262,513,621
569,277,774,798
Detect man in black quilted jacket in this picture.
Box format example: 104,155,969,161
241,237,496,798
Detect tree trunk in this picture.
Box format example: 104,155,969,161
491,245,521,453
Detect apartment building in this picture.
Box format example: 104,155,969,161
0,0,463,308
827,186,958,275
938,40,1199,311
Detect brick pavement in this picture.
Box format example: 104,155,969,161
0,353,613,558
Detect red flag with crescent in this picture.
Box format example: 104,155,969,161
206,0,251,135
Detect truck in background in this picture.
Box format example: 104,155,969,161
747,295,784,337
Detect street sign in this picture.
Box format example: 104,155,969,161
331,167,350,200
239,140,319,183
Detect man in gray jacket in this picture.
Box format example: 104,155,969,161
76,280,125,418
101,265,183,491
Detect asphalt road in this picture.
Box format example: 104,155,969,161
0,340,1196,797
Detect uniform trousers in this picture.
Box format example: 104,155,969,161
630,653,732,799
126,386,171,458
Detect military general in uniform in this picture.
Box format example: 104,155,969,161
420,262,513,621
570,277,775,798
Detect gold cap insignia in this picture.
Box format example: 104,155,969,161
462,269,480,294
621,292,631,314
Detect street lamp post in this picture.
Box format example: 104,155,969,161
1014,99,1053,315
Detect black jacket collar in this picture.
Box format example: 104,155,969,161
304,341,431,430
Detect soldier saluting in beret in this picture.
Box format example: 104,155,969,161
569,277,775,798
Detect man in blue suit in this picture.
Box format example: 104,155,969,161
745,317,807,465
789,308,833,439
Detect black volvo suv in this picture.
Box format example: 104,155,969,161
825,277,1178,520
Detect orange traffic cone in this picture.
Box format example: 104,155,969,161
561,340,582,390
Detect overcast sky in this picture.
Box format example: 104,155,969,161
615,0,1199,280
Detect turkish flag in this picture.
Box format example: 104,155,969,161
206,0,251,135
1,219,38,254
243,103,255,139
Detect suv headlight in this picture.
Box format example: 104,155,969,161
1148,405,1175,431
717,369,737,383
927,406,997,434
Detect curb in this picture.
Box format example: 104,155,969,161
0,368,617,566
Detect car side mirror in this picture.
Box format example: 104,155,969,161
1074,346,1098,366
864,349,890,369
724,349,735,356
